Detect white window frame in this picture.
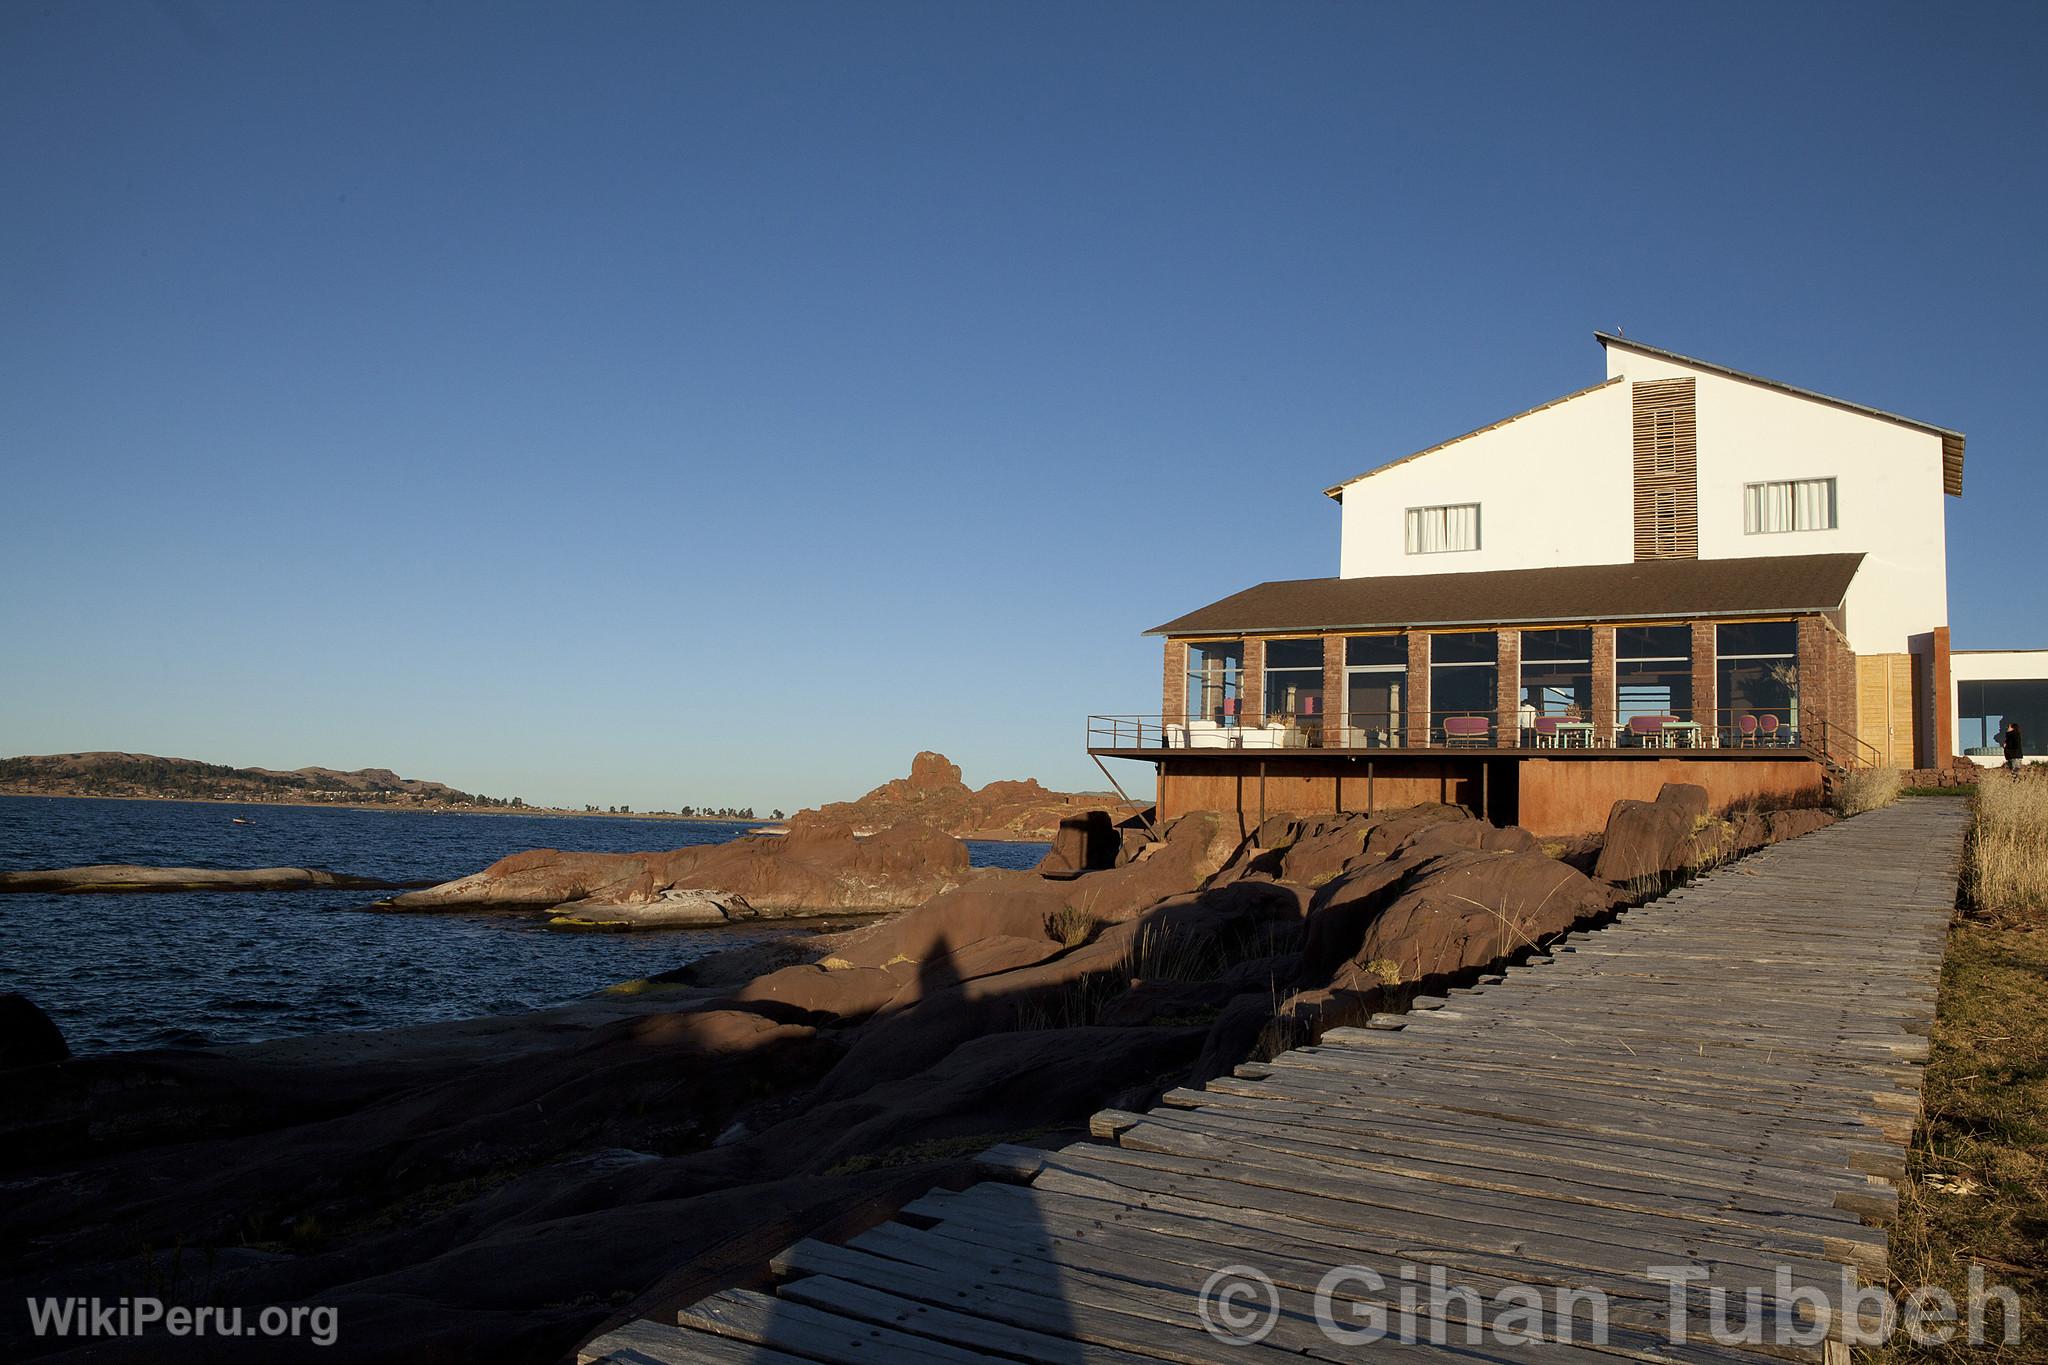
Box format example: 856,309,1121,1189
1404,502,1481,555
1743,477,1837,535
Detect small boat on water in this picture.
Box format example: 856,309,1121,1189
230,817,254,825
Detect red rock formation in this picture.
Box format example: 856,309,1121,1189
381,821,973,919
788,750,1139,841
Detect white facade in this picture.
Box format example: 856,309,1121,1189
1331,337,1956,656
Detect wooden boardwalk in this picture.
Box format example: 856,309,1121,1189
581,798,1968,1364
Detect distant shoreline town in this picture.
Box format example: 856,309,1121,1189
0,753,774,823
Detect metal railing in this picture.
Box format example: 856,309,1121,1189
1088,708,1838,755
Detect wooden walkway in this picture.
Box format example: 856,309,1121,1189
581,798,1968,1364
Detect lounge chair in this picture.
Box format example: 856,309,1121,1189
1442,716,1491,747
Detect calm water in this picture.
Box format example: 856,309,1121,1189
0,795,1045,1055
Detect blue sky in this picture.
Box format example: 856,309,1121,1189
3,2,2042,811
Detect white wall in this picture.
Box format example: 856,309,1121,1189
1331,346,1951,655
1335,380,1636,579
1603,345,1949,656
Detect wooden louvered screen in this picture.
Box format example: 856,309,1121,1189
1631,378,1699,560
1856,652,1920,767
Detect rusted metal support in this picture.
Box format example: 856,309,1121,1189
1089,753,1159,842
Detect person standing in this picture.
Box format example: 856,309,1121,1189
2003,720,2026,772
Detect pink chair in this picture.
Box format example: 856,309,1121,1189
1532,716,1561,748
1442,716,1491,746
1737,714,1759,747
1626,715,1668,746
1759,714,1781,746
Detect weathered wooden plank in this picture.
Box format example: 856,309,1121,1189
578,1319,811,1364
676,1288,988,1364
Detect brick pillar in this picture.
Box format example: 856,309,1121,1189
1322,634,1345,748
1796,616,1828,726
1406,633,1431,746
1796,614,1860,763
1933,626,1954,765
1690,620,1716,740
1162,639,1187,723
1591,625,1616,745
1496,630,1522,747
1242,637,1265,729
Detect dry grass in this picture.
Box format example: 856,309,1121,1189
1967,769,2048,914
1833,764,1904,817
1873,907,2047,1360
1043,905,1098,949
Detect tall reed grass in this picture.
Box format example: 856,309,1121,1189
1831,765,1902,816
1968,768,2048,913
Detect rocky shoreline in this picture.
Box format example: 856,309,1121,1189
0,865,428,894
0,785,1833,1364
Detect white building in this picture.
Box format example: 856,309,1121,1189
1325,334,1966,766
1953,650,2048,765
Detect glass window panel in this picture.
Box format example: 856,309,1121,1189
1430,631,1497,665
1519,663,1592,718
1716,621,1797,658
1617,663,1693,721
1519,628,1591,663
1431,665,1497,714
1185,641,1243,725
1345,635,1406,667
1263,639,1322,670
1977,680,2048,755
1616,625,1690,660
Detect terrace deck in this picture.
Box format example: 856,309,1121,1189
579,797,1969,1364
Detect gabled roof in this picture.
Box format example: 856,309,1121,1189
1595,334,1965,496
1148,553,1864,637
1323,336,1967,500
1322,376,1624,500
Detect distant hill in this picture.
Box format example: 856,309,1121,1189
0,752,525,809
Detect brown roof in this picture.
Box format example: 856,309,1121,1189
1148,553,1865,636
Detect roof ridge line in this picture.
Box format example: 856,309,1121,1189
1323,375,1626,500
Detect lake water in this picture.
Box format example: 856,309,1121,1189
0,795,1046,1055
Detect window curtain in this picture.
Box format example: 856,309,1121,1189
1406,504,1477,553
1794,478,1831,530
1747,479,1832,533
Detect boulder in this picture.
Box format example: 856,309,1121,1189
1036,810,1121,876
0,864,416,893
0,994,68,1070
381,822,973,918
786,751,1141,840
1592,783,1712,886
550,889,754,928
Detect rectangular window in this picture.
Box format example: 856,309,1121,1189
1616,626,1693,733
1744,478,1837,534
1404,503,1480,555
1428,631,1497,742
1959,680,2047,758
1261,638,1326,739
1185,641,1244,727
1717,620,1798,743
1518,628,1592,737
1343,634,1407,747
